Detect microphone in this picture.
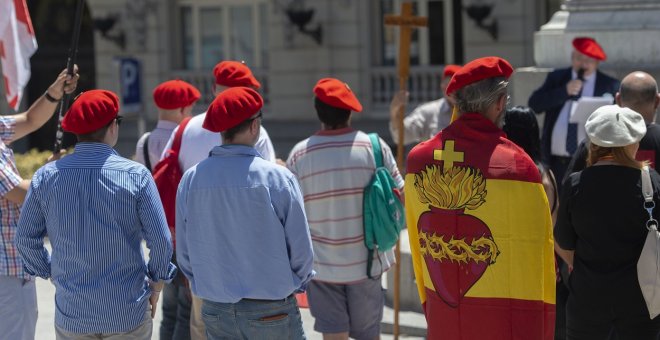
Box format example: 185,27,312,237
570,68,586,100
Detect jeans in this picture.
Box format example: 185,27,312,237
160,280,192,340
201,295,305,340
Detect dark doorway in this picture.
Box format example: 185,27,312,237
452,0,464,63
26,0,95,151
428,1,445,65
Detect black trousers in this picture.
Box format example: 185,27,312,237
566,295,660,340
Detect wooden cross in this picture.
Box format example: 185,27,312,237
384,3,428,90
434,140,464,170
383,4,427,340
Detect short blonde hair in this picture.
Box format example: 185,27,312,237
587,143,648,169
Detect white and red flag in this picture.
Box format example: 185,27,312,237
0,0,37,110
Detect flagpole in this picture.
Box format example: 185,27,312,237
53,0,84,153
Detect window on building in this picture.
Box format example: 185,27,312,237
376,0,463,66
177,1,268,70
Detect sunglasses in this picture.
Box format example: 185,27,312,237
248,111,263,122
115,116,123,126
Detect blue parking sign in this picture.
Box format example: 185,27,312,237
119,58,142,113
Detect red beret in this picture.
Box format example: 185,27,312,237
445,57,513,95
213,61,261,89
442,64,461,79
62,90,119,135
153,80,201,110
313,78,362,112
572,37,606,61
203,87,264,133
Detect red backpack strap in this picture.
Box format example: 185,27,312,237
171,117,192,154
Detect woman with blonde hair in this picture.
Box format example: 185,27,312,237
555,104,660,339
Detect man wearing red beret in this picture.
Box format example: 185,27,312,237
136,79,200,172
405,57,556,339
287,78,404,339
159,61,276,338
0,68,78,340
389,64,461,145
175,87,314,340
134,79,199,340
529,37,619,184
15,90,176,339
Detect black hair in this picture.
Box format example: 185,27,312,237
221,118,255,142
77,119,114,142
502,106,540,162
314,97,351,129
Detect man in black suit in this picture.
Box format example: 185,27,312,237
529,37,620,184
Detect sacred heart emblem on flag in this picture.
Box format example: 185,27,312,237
413,165,499,307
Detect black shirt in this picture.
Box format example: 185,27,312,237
555,165,660,311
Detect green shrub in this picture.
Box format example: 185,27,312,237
14,149,71,180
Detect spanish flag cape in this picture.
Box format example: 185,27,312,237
405,112,555,340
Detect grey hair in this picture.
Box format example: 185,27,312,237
454,77,509,114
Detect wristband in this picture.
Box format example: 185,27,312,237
44,91,61,103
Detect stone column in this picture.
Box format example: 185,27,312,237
511,0,660,108
534,0,660,70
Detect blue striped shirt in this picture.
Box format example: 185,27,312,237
15,143,176,333
176,145,315,303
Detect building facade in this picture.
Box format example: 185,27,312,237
80,0,556,157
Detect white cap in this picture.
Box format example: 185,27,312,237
585,104,646,147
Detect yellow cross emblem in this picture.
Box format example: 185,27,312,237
433,140,464,170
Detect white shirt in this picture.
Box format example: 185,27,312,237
135,120,179,170
551,70,596,157
389,98,452,145
161,113,276,172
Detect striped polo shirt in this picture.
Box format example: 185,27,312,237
287,128,404,283
15,143,176,333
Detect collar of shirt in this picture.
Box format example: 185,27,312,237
314,127,355,136
73,142,118,156
210,144,262,158
155,120,179,130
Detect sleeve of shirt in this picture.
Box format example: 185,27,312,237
273,174,315,291
160,127,177,161
15,172,51,278
137,172,176,282
135,133,148,165
389,104,428,146
0,117,16,144
175,171,193,281
380,137,404,190
554,173,578,250
0,154,22,198
255,126,276,162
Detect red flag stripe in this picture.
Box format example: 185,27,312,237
12,0,35,35
3,76,11,96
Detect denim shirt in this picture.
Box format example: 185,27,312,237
176,144,315,303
